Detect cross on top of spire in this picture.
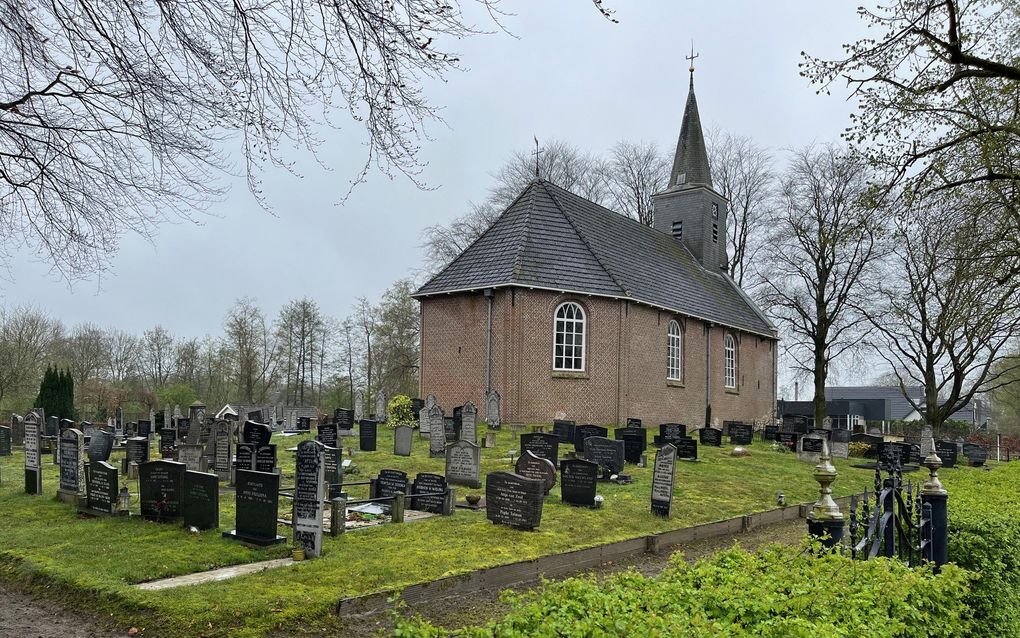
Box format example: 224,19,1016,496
686,41,699,84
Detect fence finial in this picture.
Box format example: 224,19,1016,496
807,438,845,547
921,435,946,496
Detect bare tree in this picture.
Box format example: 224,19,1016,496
63,323,105,387
760,145,886,429
865,197,1020,430
707,129,776,289
338,318,359,409
1,1,613,279
0,306,59,407
224,297,278,403
276,298,324,405
604,140,669,227
354,297,377,407
105,329,139,383
375,279,422,398
141,326,176,390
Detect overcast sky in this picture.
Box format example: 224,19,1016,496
3,1,868,379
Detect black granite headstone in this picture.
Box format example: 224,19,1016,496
935,440,958,468
626,417,642,428
410,472,447,514
138,460,186,521
236,443,256,471
159,429,176,459
58,428,84,497
410,399,425,421
675,436,698,460
182,470,219,530
126,436,150,465
335,408,355,433
0,425,10,456
776,431,799,451
224,469,285,545
443,416,459,442
574,424,608,454
255,445,277,473
614,429,645,464
323,445,343,499
242,420,273,445
552,419,576,443
317,423,339,448
137,420,152,438
651,444,677,517
375,468,409,501
583,436,625,475
762,424,780,441
85,461,118,514
485,471,544,530
831,428,853,443
729,423,753,446
963,443,988,467
657,423,686,447
520,432,560,468
514,451,557,494
699,427,722,447
359,419,378,452
559,459,598,507
801,436,825,454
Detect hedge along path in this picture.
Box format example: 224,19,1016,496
0,427,882,638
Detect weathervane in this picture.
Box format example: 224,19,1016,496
532,135,544,179
686,40,699,79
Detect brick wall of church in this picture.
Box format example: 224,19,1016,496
419,288,776,428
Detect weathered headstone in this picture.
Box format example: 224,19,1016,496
657,423,686,447
58,428,85,503
182,470,219,530
830,428,851,459
293,441,325,557
963,443,988,467
85,461,118,514
394,425,413,456
935,440,958,468
515,451,557,495
729,423,753,446
551,419,575,444
485,389,501,430
798,434,825,464
0,425,10,456
577,423,610,453
428,405,446,457
354,390,365,423
242,420,273,446
212,421,232,479
139,460,186,521
485,471,544,530
560,459,598,507
178,443,205,472
375,468,409,500
651,444,677,517
164,405,172,439
359,419,378,452
699,427,722,447
584,436,625,475
460,401,477,444
375,390,388,423
521,432,560,468
224,469,285,545
159,429,176,459
675,436,698,460
421,394,437,435
410,473,448,514
445,440,481,488
776,431,799,452
614,428,645,464
919,427,934,457
186,401,206,445
23,413,42,494
762,424,780,441
12,413,25,446
88,429,114,463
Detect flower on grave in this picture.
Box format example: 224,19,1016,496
594,495,604,509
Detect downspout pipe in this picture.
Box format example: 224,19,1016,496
705,323,712,427
484,288,494,392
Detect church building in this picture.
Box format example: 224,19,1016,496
413,74,778,427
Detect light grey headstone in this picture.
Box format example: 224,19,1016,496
428,405,446,457
178,443,206,472
920,427,934,457
212,420,232,479
830,441,849,459
375,390,388,423
394,425,413,457
354,390,364,423
798,433,826,464
460,401,477,443
420,394,435,436
651,443,677,517
164,405,171,435
485,389,500,429
445,440,481,489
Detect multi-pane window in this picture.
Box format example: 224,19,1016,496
724,334,737,389
553,302,586,371
667,320,683,381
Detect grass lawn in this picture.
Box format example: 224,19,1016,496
0,426,883,637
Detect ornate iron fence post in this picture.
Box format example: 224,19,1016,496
921,435,948,570
807,438,845,548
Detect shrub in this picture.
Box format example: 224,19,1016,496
387,395,416,428
848,441,871,457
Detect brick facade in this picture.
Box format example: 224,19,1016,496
420,287,776,428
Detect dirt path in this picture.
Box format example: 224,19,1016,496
0,585,124,638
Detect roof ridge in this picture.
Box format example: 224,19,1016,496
511,184,535,279
539,181,630,296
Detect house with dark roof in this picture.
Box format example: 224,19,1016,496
413,73,779,426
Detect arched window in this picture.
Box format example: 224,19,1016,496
667,320,683,381
553,302,586,371
724,334,737,389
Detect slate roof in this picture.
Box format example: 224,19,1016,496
669,76,712,189
414,179,776,338
827,386,924,421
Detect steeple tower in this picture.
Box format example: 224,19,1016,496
652,51,729,271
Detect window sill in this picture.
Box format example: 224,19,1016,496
725,387,740,395
552,370,589,380
666,379,685,388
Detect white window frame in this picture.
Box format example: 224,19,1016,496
724,333,737,389
667,320,683,381
553,302,586,372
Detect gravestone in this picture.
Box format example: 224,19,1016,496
224,469,285,545
584,436,625,475
485,471,544,530
323,445,343,499
729,423,753,446
85,461,118,514
421,394,436,435
394,425,413,456
255,444,277,473
139,460,186,521
798,434,825,464
242,420,273,445
45,415,58,438
410,398,425,422
614,428,646,464
359,419,378,452
675,436,698,460
963,443,988,467
762,424,779,441
212,421,232,479
236,443,256,472
460,401,477,444
810,428,832,440
935,440,958,468
0,425,10,456
657,423,686,447
574,424,608,455
164,405,172,439
699,427,722,447
428,405,446,457
520,432,560,468
651,443,677,517
354,390,365,423
176,417,191,442
444,416,459,442
375,468,409,500
375,390,388,423
58,428,85,502
335,408,355,436
919,427,934,457
776,431,799,452
177,443,205,472
186,401,206,445
830,428,851,459
87,429,114,463
137,420,152,439
485,389,501,430
126,437,151,465
560,459,598,507
410,473,448,514
626,417,642,428
23,413,42,494
11,413,24,446
317,422,339,448
445,440,481,489
82,422,97,439
293,441,325,557
159,429,176,459
182,470,219,530
552,419,575,444
515,451,557,494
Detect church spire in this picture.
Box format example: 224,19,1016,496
668,46,712,190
